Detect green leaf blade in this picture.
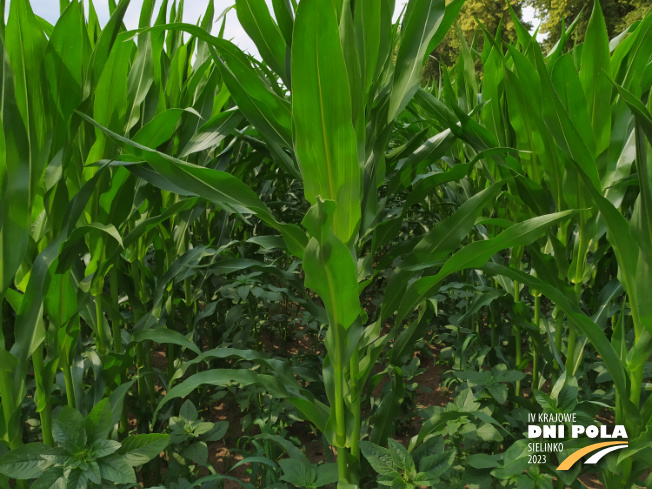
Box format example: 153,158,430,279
580,0,612,156
291,0,361,245
389,0,446,121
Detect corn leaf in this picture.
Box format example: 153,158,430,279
291,0,361,245
580,0,612,156
388,0,445,121
235,0,288,85
397,211,575,322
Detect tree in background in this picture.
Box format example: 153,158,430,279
423,0,530,80
423,0,650,80
527,0,649,49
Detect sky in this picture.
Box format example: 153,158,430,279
4,1,542,55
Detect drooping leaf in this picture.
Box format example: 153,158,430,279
118,434,170,466
77,112,307,258
0,443,49,479
397,211,575,321
98,455,137,484
484,264,630,404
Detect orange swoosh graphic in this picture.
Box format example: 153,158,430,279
557,441,628,470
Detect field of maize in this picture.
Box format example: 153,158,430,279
0,0,651,488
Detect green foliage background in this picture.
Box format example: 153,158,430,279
425,0,530,78
426,0,650,79
528,0,649,48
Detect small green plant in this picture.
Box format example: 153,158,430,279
532,373,597,427
277,458,338,489
0,400,168,488
470,440,553,488
360,438,455,488
256,434,338,489
165,400,228,483
455,364,526,405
